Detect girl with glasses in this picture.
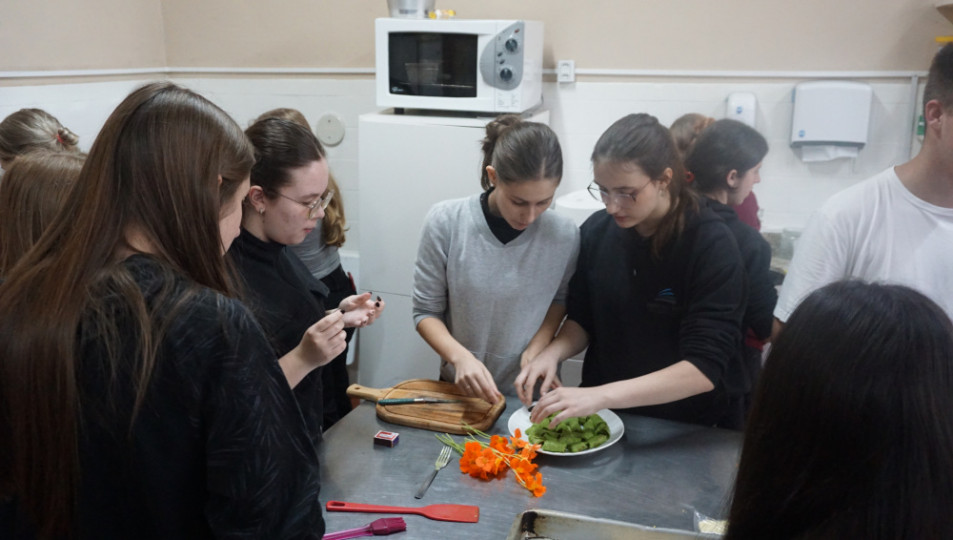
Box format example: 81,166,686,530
254,108,359,430
228,117,383,447
0,83,326,537
685,119,775,414
516,113,748,429
413,115,579,404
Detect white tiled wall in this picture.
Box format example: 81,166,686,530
0,74,922,245
0,80,153,154
543,79,920,232
170,77,377,253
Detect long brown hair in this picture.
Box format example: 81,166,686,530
253,107,348,246
0,151,84,275
0,82,253,537
591,113,697,257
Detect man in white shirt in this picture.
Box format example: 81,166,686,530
774,44,953,333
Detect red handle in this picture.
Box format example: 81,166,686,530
326,500,419,516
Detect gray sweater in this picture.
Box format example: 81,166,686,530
412,194,580,395
289,223,340,280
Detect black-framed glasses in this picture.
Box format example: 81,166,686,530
274,189,334,219
587,182,648,207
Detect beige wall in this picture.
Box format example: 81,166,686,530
2,0,950,74
160,0,382,68
0,0,166,71
160,0,949,72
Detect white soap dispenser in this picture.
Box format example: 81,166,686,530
726,92,757,128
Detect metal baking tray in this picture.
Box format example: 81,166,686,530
506,509,708,540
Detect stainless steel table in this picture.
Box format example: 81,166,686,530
318,397,741,538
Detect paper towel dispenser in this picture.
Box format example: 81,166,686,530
790,81,872,161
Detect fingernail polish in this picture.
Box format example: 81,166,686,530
376,296,382,302
375,302,381,308
340,308,345,314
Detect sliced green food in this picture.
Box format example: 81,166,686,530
525,413,611,453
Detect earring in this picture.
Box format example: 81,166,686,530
258,207,264,215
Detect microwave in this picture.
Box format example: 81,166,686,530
375,18,544,114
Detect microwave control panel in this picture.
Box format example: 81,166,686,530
479,21,525,91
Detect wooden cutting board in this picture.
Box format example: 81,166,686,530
346,379,506,435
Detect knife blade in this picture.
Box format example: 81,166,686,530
378,397,461,405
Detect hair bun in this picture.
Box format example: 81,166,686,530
483,114,522,147
56,127,80,148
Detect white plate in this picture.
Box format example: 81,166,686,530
507,407,624,456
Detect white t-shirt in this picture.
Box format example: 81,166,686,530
775,167,953,322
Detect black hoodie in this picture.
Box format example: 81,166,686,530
705,198,777,341
567,202,747,427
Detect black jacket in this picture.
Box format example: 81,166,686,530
706,199,776,340
228,228,330,446
0,255,325,539
567,203,748,426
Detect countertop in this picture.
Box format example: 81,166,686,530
318,397,742,538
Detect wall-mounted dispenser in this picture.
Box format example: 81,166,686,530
726,92,757,127
790,81,872,162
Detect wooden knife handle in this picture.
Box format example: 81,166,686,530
345,384,387,402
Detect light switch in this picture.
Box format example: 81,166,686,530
557,60,575,83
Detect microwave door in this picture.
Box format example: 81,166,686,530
388,32,478,98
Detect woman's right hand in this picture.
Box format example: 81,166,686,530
514,352,560,407
452,354,502,404
299,309,347,368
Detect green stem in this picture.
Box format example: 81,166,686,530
435,433,465,454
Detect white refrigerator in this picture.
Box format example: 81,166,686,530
356,109,549,388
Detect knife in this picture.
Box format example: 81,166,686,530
378,397,461,405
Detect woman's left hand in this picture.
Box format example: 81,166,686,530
338,292,385,328
529,386,605,427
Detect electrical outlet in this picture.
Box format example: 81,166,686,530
557,60,575,83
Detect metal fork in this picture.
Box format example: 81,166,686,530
414,445,452,499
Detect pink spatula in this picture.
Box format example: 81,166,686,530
323,517,406,539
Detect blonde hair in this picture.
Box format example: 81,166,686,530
0,109,80,162
253,108,347,247
670,113,715,156
0,151,84,275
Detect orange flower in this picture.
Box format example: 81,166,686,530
437,426,546,497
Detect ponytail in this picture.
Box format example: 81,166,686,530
480,114,562,190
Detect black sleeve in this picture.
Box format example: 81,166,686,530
742,234,778,340
678,224,747,386
202,298,324,539
565,221,593,334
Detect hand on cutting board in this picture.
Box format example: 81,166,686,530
453,354,503,404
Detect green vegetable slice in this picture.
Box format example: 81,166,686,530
526,412,611,453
